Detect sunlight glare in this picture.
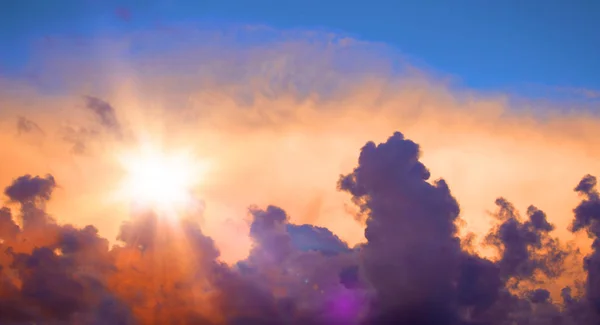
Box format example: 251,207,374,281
116,143,208,216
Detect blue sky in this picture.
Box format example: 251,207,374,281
1,0,598,99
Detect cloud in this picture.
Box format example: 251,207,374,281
16,116,44,136
287,224,351,256
529,288,551,304
4,174,56,205
337,132,462,319
484,199,570,285
1,23,600,324
0,131,597,324
84,96,122,135
0,174,134,324
569,174,600,317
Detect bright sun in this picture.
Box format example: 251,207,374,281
116,143,208,215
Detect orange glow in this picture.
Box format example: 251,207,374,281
0,27,598,267
113,142,210,218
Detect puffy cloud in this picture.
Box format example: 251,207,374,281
484,199,570,284
287,224,351,256
1,24,600,325
4,174,56,205
338,132,462,321
0,129,597,324
570,174,600,316
0,176,134,325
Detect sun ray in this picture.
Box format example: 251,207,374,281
112,141,210,220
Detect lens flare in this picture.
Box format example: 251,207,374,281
115,143,209,217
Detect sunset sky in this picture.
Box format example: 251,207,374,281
3,0,599,95
1,1,599,324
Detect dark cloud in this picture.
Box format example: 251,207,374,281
0,175,134,324
529,288,551,304
339,265,360,290
484,198,569,284
0,207,19,241
4,174,56,205
456,254,502,317
84,96,121,134
1,131,598,324
16,116,44,136
287,224,351,256
570,174,600,316
338,131,463,322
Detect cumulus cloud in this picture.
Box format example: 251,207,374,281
338,132,462,321
1,23,600,324
1,130,598,324
484,199,571,285
0,175,133,324
570,174,600,316
4,174,56,205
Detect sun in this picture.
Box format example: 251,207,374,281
115,143,208,215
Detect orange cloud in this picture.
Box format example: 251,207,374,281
1,25,598,267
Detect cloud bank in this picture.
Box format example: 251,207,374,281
0,131,598,324
1,24,600,324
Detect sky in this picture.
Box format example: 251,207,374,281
2,0,599,99
2,1,600,324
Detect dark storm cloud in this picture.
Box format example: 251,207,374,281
1,131,599,324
